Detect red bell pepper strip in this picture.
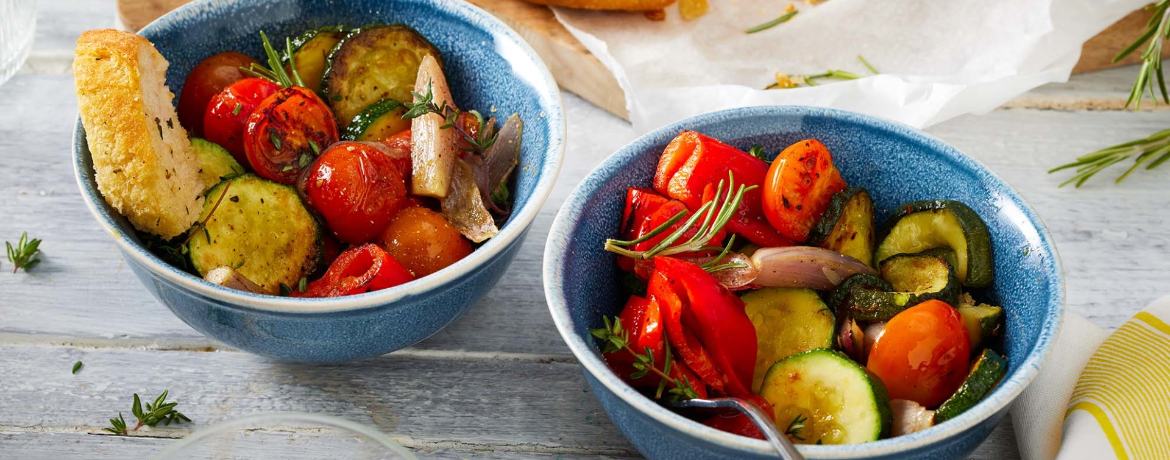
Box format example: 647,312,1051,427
621,187,672,238
702,394,776,440
649,257,757,397
617,187,725,276
294,243,414,297
603,295,666,387
653,131,793,247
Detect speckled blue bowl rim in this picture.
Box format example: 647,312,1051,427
543,105,1063,458
72,0,565,314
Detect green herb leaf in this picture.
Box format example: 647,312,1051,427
6,232,42,273
232,103,242,116
269,132,283,151
746,10,798,34
858,54,880,75
297,276,307,293
785,413,808,441
72,360,83,374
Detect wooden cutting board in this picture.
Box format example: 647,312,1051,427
117,0,1168,120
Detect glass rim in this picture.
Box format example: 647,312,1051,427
151,411,418,460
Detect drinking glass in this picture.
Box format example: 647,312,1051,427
0,0,37,87
152,412,419,460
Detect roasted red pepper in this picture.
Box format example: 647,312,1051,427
649,257,757,397
653,131,793,247
294,243,413,297
621,187,672,238
602,295,709,399
702,394,776,440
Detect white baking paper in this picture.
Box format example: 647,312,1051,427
553,0,1150,132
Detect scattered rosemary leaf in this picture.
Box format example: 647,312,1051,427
746,10,797,34
72,360,83,374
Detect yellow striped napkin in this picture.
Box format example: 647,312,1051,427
1013,296,1170,460
1057,297,1170,460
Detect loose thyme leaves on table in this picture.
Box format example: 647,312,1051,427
72,361,83,374
6,232,42,273
103,390,191,436
1051,0,1170,186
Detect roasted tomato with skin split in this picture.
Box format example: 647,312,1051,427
203,77,280,165
178,52,260,137
244,86,339,184
299,141,408,245
763,139,847,243
867,299,971,408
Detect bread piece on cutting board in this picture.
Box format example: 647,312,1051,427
74,29,203,239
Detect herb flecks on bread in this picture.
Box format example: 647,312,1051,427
74,29,204,239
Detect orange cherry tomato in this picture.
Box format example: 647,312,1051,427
203,77,279,165
178,52,259,137
298,142,408,244
243,86,339,184
762,139,847,243
377,206,472,278
867,300,971,408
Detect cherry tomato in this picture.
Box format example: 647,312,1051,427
299,142,408,244
178,52,260,137
867,300,971,408
293,243,413,298
378,206,472,278
378,129,413,181
244,86,339,184
203,77,279,164
762,139,847,243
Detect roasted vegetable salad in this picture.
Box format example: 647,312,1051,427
593,132,1008,444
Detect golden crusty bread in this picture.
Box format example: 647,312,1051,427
522,0,676,11
74,29,204,239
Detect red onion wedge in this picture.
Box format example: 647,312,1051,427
749,246,877,290
891,399,935,436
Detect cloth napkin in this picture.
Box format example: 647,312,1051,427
553,0,1149,133
1013,296,1170,460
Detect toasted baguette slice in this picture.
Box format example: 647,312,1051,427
74,29,204,239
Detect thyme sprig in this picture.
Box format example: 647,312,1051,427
6,232,41,273
605,172,755,260
103,390,190,436
591,316,701,401
785,413,808,441
745,10,797,34
1051,2,1170,186
403,81,499,154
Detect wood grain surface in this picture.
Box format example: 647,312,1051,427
3,0,1169,458
115,0,1166,120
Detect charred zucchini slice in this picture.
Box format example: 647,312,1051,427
808,187,875,266
188,175,322,294
190,138,244,194
958,293,1004,349
341,98,410,141
759,349,892,444
875,200,994,287
323,25,441,129
287,26,348,95
934,349,1007,423
741,288,836,393
878,250,960,305
829,254,958,322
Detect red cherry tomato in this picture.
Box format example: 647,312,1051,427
298,141,408,244
203,77,279,165
243,86,339,184
178,52,259,137
867,300,971,408
293,243,413,298
762,139,847,243
378,129,413,182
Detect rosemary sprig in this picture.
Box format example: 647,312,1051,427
785,413,809,441
6,232,42,273
182,179,234,246
766,69,861,89
402,81,499,154
858,54,880,75
745,10,797,34
103,390,191,436
591,316,701,401
605,172,755,260
1051,2,1170,186
240,31,304,89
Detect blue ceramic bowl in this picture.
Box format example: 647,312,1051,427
73,0,564,362
544,106,1062,459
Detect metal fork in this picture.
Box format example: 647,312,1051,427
665,397,806,460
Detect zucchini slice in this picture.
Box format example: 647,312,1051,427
878,250,960,305
741,288,835,393
759,349,892,444
958,293,1004,349
341,98,410,141
188,175,322,294
875,200,994,287
808,187,875,266
323,25,442,129
288,26,348,95
190,138,245,194
828,267,956,323
934,349,1007,423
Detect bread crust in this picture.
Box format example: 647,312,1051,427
522,0,676,11
74,29,204,239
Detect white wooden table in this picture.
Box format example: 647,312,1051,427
2,1,1168,458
